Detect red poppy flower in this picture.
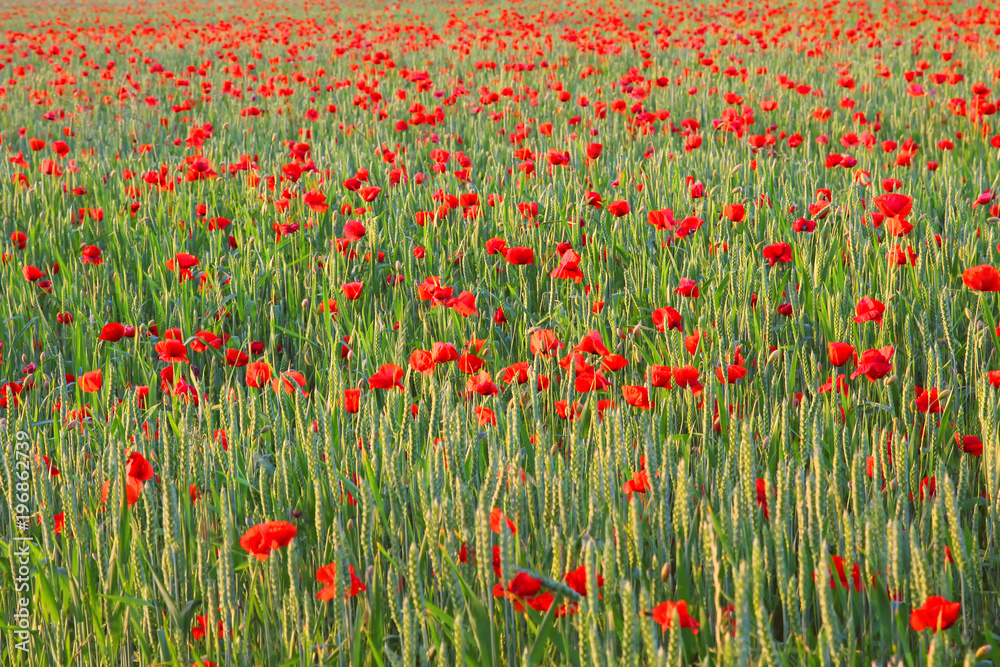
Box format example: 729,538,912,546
100,322,126,342
80,370,102,393
850,347,894,382
762,242,793,266
409,349,435,375
156,339,189,364
343,388,361,414
962,265,1000,291
504,247,534,265
474,406,496,426
316,563,367,599
623,469,650,497
430,342,459,363
239,521,297,561
490,508,516,534
127,451,154,483
303,189,328,213
873,192,913,220
81,245,103,265
651,306,682,332
529,329,563,356
852,297,885,326
271,371,307,396
342,281,364,300
607,200,630,217
650,600,700,634
909,596,960,632
245,361,273,388
722,203,745,223
622,385,652,409
756,478,770,518
955,434,983,457
827,342,855,366
369,364,404,390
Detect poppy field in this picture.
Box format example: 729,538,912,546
4,0,1000,664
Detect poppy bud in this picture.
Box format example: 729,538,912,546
883,375,897,386
976,646,992,659
660,562,672,583
301,298,310,309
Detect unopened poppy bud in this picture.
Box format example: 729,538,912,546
39,352,45,362
222,122,229,130
21,353,27,364
975,645,992,658
883,375,897,386
762,437,771,449
766,349,781,366
346,518,354,532
937,389,950,402
301,298,310,309
366,564,375,584
660,561,672,583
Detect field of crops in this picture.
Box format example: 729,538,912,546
3,0,1000,664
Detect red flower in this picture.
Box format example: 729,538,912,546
369,363,404,390
271,371,307,396
342,281,364,300
623,469,650,497
303,189,329,212
909,596,960,632
955,434,983,457
80,370,102,393
756,478,769,519
722,203,745,223
850,347,894,382
239,521,297,561
852,296,885,326
155,339,189,363
316,563,367,599
245,361,273,388
100,323,126,342
564,566,604,597
827,342,855,367
873,192,913,219
962,265,1000,292
529,329,563,356
650,600,700,634
607,200,630,217
490,508,516,534
622,385,652,409
344,388,361,414
409,349,435,375
651,306,682,332
762,242,793,266
127,452,154,483
504,247,534,265
81,245,103,265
